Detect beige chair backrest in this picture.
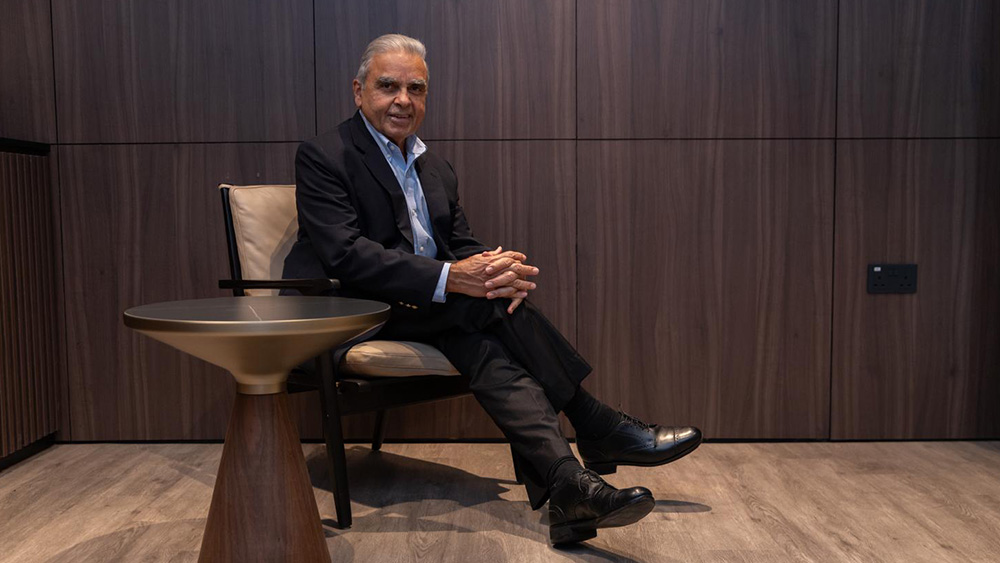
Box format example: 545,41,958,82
220,184,298,296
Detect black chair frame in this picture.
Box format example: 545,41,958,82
218,186,473,528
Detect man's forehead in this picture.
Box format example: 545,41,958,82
369,51,427,77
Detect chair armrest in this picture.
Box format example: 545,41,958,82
219,278,341,295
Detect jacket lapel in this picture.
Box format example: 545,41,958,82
415,157,451,241
349,112,414,247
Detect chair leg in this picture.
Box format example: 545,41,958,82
371,410,388,452
317,350,352,529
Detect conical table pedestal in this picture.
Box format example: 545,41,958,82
124,296,389,563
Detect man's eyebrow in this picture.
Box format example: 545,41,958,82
373,76,427,90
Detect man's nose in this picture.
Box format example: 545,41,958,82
394,88,411,106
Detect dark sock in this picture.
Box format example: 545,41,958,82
546,455,583,488
562,386,622,440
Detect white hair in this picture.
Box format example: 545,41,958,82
356,34,428,85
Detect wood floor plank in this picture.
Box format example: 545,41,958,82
1,442,998,562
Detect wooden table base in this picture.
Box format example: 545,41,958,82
199,393,330,563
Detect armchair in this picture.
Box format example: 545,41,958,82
217,183,474,529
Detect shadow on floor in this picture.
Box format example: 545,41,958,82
306,446,513,512
554,543,656,563
655,499,711,513
307,445,711,563
42,519,204,563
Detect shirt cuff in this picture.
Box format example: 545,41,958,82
432,262,451,303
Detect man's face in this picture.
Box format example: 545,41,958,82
353,51,428,149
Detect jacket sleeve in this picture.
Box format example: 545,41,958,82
444,160,491,260
295,140,443,308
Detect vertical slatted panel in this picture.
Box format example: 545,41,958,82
16,154,29,448
17,155,32,444
2,153,16,455
29,150,58,439
5,152,20,453
0,150,60,460
6,152,23,455
40,153,59,437
1,153,11,455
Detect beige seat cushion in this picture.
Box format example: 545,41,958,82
341,340,461,377
222,184,298,296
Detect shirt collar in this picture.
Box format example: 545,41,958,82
359,110,426,163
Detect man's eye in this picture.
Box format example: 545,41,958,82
409,85,427,94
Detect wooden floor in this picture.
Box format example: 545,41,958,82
1,441,999,562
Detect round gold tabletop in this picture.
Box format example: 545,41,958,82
123,296,389,394
123,295,388,333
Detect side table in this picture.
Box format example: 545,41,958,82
123,296,389,563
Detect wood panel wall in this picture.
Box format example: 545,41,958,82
831,0,1000,439
578,141,834,439
0,0,57,143
832,141,1000,439
0,0,995,442
52,0,315,143
838,0,1000,138
578,0,837,138
0,149,60,459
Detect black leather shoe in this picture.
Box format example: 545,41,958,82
548,468,654,544
577,413,702,475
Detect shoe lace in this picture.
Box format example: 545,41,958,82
578,469,605,491
620,411,651,429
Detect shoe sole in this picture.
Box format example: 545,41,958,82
583,434,703,475
549,493,655,545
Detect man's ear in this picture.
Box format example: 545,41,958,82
353,79,363,108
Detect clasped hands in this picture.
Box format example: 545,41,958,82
445,246,539,314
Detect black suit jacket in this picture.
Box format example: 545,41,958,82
282,112,490,309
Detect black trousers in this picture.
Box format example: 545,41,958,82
378,295,592,509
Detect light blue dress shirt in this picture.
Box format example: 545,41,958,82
360,112,450,303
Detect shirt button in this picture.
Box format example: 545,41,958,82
420,246,425,252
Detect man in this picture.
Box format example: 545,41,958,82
283,34,702,544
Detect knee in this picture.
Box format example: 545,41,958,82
437,295,503,331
